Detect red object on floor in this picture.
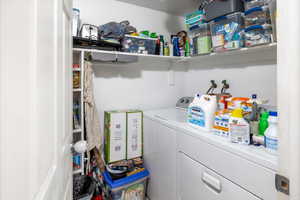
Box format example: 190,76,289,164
92,195,103,200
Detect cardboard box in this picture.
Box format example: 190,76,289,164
104,111,127,163
126,111,143,159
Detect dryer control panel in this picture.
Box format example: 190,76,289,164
176,97,194,110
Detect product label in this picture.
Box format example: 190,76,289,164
198,36,212,54
188,107,205,127
212,35,224,47
229,123,250,144
265,136,278,151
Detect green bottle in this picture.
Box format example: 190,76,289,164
185,38,190,57
259,112,269,136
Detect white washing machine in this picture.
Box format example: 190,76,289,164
143,105,278,200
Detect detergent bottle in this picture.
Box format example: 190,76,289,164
229,108,250,145
187,94,217,131
264,111,278,154
259,112,269,136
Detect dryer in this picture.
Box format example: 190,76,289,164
144,107,278,200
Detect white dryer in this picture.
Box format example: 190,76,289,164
143,107,278,200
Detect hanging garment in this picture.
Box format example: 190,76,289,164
84,61,102,151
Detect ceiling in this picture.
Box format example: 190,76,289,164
115,0,200,16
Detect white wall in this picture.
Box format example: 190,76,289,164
184,64,277,106
73,0,184,36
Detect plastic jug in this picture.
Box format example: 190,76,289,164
264,111,278,154
187,94,217,131
229,108,250,145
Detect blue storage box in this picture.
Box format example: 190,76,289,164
103,170,150,200
245,24,273,47
122,35,157,55
210,12,245,52
185,10,206,30
244,6,271,27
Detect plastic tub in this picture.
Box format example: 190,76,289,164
269,0,277,41
122,35,157,55
204,0,244,22
103,169,150,200
210,12,245,52
73,175,96,200
185,10,206,30
245,24,273,47
244,6,271,27
243,0,269,10
190,24,212,55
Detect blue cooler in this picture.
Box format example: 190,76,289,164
103,170,150,200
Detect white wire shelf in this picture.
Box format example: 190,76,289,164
73,129,82,133
73,168,83,175
73,43,276,67
73,88,82,92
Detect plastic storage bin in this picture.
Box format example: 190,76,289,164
210,12,245,52
73,175,96,200
269,0,277,41
103,170,150,200
185,10,206,30
190,24,212,55
204,0,244,22
243,0,269,10
245,24,273,47
122,35,157,55
244,6,271,27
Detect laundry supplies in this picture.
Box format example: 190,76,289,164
187,94,217,131
264,111,278,154
229,108,251,145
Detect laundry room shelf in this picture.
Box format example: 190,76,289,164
73,43,276,67
73,129,82,133
73,168,83,175
73,48,188,65
189,43,277,67
73,88,82,92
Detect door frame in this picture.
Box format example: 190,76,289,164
277,0,300,199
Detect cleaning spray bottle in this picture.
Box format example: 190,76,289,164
229,108,250,145
187,94,217,131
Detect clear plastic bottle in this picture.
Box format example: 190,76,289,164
264,111,278,154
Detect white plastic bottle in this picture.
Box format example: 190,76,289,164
187,94,217,131
264,111,278,154
229,108,250,145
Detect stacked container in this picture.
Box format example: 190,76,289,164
210,12,245,52
122,35,157,55
185,10,206,30
243,0,276,46
190,24,212,55
244,24,273,47
244,0,269,10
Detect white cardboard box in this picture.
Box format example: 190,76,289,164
127,111,143,159
104,111,127,163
